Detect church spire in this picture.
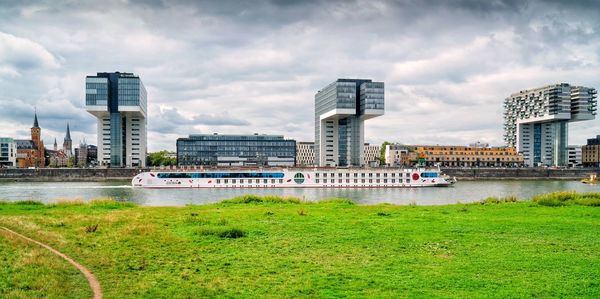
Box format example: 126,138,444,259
33,110,39,128
65,122,72,141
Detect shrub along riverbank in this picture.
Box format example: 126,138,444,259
0,193,599,298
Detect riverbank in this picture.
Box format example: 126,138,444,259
1,193,599,298
0,167,598,182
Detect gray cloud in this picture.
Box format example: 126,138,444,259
0,0,599,151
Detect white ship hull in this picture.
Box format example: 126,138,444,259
132,168,456,189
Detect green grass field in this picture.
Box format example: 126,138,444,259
0,193,599,298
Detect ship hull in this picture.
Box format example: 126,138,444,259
132,168,456,189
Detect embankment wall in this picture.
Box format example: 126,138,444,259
442,167,598,180
0,167,597,181
0,168,146,181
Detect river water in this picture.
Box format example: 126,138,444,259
0,180,598,206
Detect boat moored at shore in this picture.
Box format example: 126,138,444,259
132,167,456,188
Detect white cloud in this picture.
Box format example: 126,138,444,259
0,0,599,152
0,31,60,76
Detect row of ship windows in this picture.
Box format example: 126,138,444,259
315,172,438,178
316,179,411,184
173,178,415,184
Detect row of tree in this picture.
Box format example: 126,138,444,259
147,151,177,166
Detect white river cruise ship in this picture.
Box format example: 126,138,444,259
132,167,456,188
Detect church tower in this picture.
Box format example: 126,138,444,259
31,112,41,148
30,111,45,167
63,122,72,156
53,138,57,151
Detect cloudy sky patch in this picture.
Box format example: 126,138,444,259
0,0,598,151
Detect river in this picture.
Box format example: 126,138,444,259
0,180,598,206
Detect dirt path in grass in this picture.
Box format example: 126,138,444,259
0,226,102,299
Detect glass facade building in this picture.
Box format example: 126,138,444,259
504,83,597,167
85,72,147,167
315,79,384,167
177,134,296,167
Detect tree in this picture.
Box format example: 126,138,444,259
147,151,177,167
379,141,391,165
67,156,76,168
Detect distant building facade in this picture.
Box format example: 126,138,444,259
385,144,409,167
315,79,384,167
582,135,600,167
177,134,296,167
567,145,582,167
296,142,315,166
396,144,524,167
48,123,74,167
77,142,88,167
16,112,45,168
0,138,17,167
85,72,147,167
295,142,382,167
363,143,380,167
74,144,98,167
504,83,597,167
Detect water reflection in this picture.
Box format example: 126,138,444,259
0,180,598,206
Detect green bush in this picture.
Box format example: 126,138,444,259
532,192,600,207
482,197,500,204
218,228,246,239
480,196,519,205
199,228,246,239
90,199,135,209
14,200,43,205
319,198,355,205
221,195,301,204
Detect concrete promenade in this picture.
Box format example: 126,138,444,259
0,167,598,181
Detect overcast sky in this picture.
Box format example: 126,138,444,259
0,0,599,151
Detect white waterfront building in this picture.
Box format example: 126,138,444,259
504,83,597,167
296,142,315,166
0,138,17,167
85,72,147,167
295,141,382,167
385,144,409,167
363,143,380,167
314,79,384,167
567,145,582,167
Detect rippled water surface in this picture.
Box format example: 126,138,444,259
0,180,598,206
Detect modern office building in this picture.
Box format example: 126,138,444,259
296,142,315,166
582,135,600,167
0,138,17,167
315,79,384,167
177,134,296,167
85,72,147,167
567,145,582,167
363,143,381,167
504,83,597,167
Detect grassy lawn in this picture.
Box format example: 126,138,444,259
0,194,599,298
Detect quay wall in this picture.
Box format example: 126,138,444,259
0,168,146,181
442,167,599,180
0,167,597,181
